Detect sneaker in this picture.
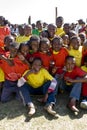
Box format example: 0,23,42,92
80,100,87,109
28,103,36,117
44,104,56,116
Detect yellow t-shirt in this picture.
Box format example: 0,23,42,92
81,66,87,72
0,68,5,82
17,35,31,43
16,35,25,44
24,68,53,88
68,48,82,67
55,27,65,36
53,50,59,54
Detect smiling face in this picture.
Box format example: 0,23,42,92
20,44,29,57
31,41,39,52
47,24,56,38
65,56,76,72
24,25,32,36
56,17,63,28
40,42,49,53
52,37,63,52
70,36,81,50
32,58,42,73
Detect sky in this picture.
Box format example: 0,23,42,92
0,0,87,25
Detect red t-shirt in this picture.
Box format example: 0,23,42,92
52,48,69,68
82,83,87,96
25,52,40,64
0,56,29,81
0,26,10,47
64,66,86,79
37,52,53,70
81,47,87,65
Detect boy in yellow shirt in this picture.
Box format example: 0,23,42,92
68,36,82,67
17,57,57,117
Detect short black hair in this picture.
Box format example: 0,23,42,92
29,35,40,44
18,42,29,51
32,57,43,65
65,55,75,61
10,42,19,49
84,55,87,63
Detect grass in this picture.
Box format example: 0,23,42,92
0,93,87,130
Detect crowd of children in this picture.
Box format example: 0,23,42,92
0,15,87,117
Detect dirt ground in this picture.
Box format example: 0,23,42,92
0,93,87,130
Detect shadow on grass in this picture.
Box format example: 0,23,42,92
0,100,26,120
0,93,86,122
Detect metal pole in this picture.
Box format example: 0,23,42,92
55,7,58,25
28,16,31,24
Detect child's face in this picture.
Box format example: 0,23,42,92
18,27,24,35
52,39,62,51
4,37,14,49
24,26,32,36
48,25,56,38
71,38,80,50
32,60,42,72
65,58,75,72
31,41,39,52
40,43,49,53
63,24,70,34
56,18,63,28
62,35,69,45
21,45,29,56
9,47,18,58
79,34,86,45
36,22,43,30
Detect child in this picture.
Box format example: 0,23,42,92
17,57,57,117
4,35,14,52
78,32,86,46
81,39,87,65
63,56,87,113
51,36,69,94
38,37,53,71
0,16,11,47
0,42,29,102
47,24,57,44
16,25,24,44
29,35,40,54
55,16,65,36
51,36,69,75
0,35,14,98
32,20,43,36
61,34,69,48
68,36,82,67
28,35,40,64
22,25,32,43
80,55,87,109
0,35,14,56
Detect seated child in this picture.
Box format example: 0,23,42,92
0,42,29,102
62,56,87,113
17,57,57,117
80,55,87,109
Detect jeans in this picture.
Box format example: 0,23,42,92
18,81,56,106
1,80,20,102
55,74,64,95
63,81,82,101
